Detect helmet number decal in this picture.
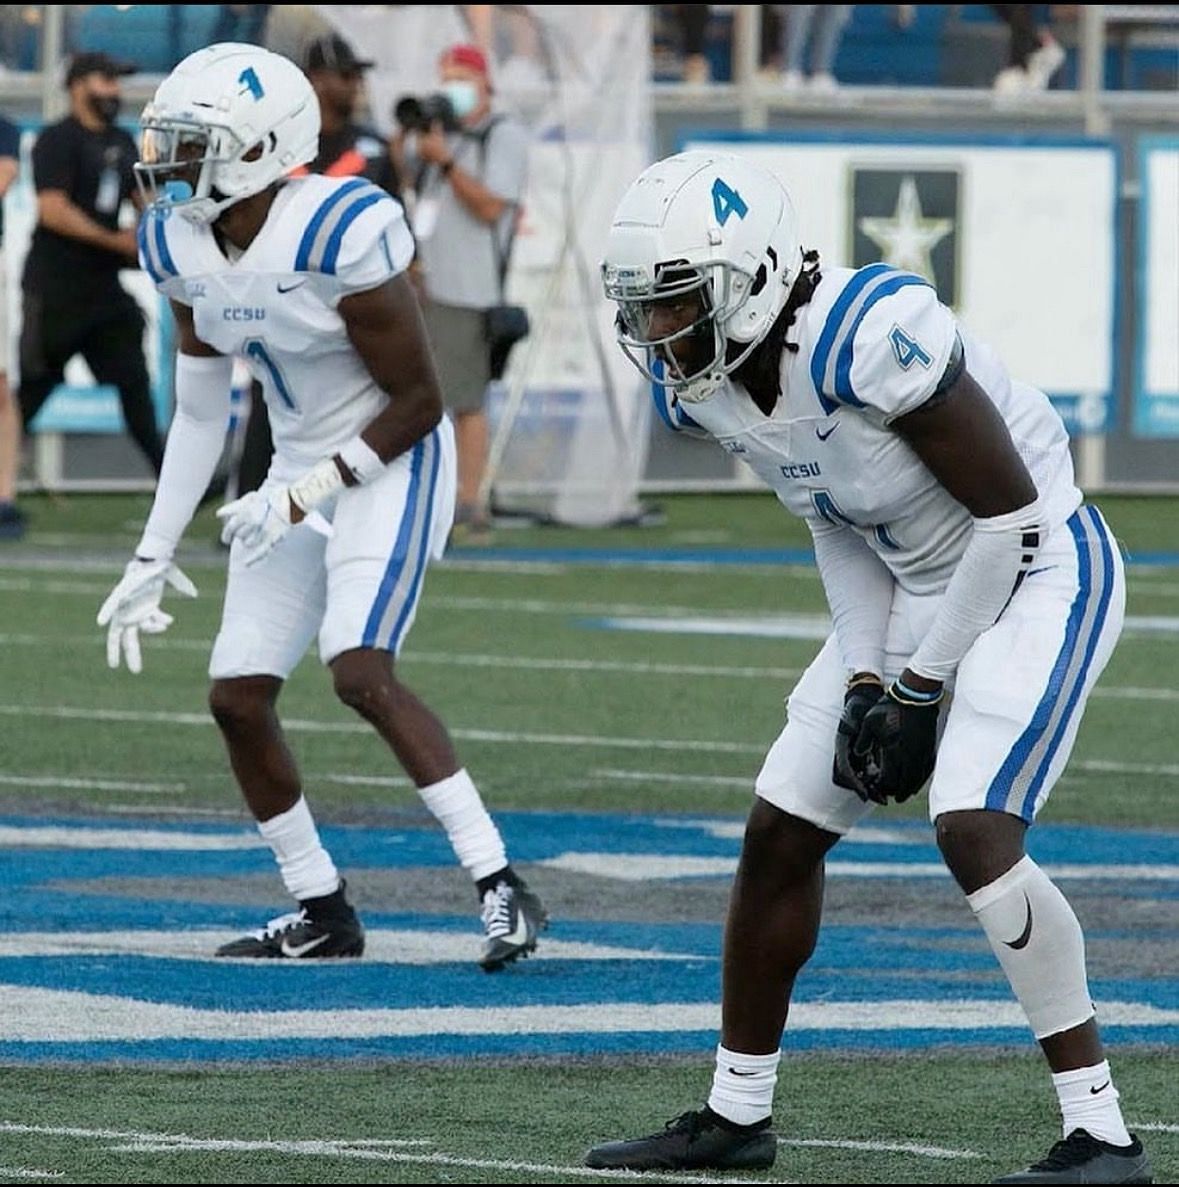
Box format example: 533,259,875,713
712,177,748,226
238,66,265,100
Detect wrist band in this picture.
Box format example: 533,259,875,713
337,435,385,485
892,677,944,705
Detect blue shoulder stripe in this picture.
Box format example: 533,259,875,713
152,210,179,278
320,190,393,275
810,263,891,399
136,214,164,286
810,265,932,410
832,273,930,405
294,177,371,272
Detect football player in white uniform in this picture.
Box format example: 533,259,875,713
95,43,547,972
584,152,1150,1184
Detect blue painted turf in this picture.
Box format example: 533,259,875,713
2,811,1176,1063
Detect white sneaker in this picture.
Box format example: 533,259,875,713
808,71,839,94
993,65,1031,94
781,68,805,93
1026,40,1066,90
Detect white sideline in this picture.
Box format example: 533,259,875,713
0,989,1176,1042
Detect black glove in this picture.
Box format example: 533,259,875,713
851,678,945,805
833,675,885,798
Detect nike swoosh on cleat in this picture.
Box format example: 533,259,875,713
1090,1081,1111,1095
277,279,307,293
816,423,839,442
500,912,530,947
280,934,332,958
1003,893,1034,950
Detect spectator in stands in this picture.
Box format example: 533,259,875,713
210,5,271,47
0,112,22,538
16,52,163,524
392,42,530,543
671,5,713,84
777,4,854,92
991,5,1066,93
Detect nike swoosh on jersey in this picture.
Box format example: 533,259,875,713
277,279,308,293
816,423,839,442
1003,893,1034,950
281,933,332,958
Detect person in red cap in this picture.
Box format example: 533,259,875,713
392,41,530,543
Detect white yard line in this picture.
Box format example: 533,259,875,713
0,1124,770,1184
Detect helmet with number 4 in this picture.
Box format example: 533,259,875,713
135,42,319,224
602,150,802,402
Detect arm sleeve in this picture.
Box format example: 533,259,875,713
907,498,1045,682
135,353,233,560
809,518,896,679
816,272,958,422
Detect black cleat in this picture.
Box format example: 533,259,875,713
993,1129,1152,1184
584,1107,777,1172
216,882,365,959
478,879,548,971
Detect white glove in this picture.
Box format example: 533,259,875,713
96,557,198,674
216,487,334,568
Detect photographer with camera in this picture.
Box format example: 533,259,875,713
392,43,529,544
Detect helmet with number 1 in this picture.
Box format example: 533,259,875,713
602,150,802,402
135,42,319,224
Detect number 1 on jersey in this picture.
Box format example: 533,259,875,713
244,339,296,410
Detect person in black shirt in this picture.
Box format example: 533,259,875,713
0,112,22,538
226,33,410,503
17,51,164,491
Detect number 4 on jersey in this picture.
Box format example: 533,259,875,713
889,324,932,370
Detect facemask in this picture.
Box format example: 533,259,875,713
441,80,479,120
89,94,121,124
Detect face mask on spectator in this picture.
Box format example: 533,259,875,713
89,93,122,124
441,80,479,119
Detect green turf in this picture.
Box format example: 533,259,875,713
0,1054,1174,1183
0,491,1176,1185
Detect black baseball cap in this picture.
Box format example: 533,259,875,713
65,51,137,87
303,34,374,75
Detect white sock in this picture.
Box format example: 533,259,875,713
417,768,508,882
257,796,340,902
1052,1060,1132,1146
707,1044,779,1127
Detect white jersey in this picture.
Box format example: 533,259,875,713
672,264,1082,594
137,174,415,481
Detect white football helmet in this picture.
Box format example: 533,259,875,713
135,42,319,224
602,150,802,401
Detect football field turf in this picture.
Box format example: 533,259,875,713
0,491,1175,1184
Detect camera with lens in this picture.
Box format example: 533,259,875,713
393,93,459,134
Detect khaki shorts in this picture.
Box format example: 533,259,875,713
420,298,490,414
